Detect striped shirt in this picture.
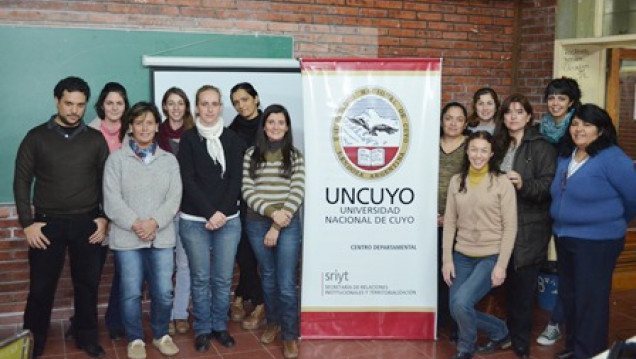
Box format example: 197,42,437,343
242,147,305,222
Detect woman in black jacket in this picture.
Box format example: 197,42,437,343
491,94,557,359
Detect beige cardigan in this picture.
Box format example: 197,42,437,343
442,173,517,270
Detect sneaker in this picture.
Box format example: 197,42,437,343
152,335,179,356
230,296,246,322
537,323,561,346
242,303,266,330
127,339,146,359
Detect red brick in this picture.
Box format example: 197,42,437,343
404,2,430,11
375,0,403,9
431,4,456,13
428,21,454,31
359,8,388,17
388,9,415,20
416,12,442,21
442,31,468,40
346,0,374,7
443,13,468,22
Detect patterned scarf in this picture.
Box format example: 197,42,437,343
129,139,157,164
540,109,574,144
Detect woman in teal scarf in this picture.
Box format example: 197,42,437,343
539,78,581,145
535,77,581,352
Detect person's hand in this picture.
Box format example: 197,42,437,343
271,210,291,228
442,262,455,287
89,217,108,244
132,219,157,241
491,265,506,287
437,213,444,227
506,170,523,190
205,211,227,231
24,222,50,249
264,227,280,247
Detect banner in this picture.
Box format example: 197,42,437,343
300,59,442,339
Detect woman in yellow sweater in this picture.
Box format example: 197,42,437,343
442,131,518,359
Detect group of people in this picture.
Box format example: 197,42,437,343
14,75,636,359
437,79,636,359
14,76,305,359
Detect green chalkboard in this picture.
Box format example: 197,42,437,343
0,26,293,203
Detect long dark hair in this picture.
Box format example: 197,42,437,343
467,87,500,128
458,131,502,193
558,104,618,157
440,101,468,137
249,104,297,179
493,94,533,152
161,87,194,131
94,82,130,121
230,82,260,108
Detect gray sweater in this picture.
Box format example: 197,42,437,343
104,143,182,250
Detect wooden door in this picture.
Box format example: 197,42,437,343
605,48,636,291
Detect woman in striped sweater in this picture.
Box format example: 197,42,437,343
241,104,305,359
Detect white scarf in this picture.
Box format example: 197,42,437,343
196,116,226,177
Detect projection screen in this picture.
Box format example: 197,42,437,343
144,56,304,150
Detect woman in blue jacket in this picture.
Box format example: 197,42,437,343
550,104,636,359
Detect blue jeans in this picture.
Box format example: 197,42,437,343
171,217,191,320
179,217,241,335
449,252,508,354
102,247,124,332
115,247,174,342
246,217,301,340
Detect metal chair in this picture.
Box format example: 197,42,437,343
0,329,34,359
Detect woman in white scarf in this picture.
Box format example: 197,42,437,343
177,85,246,352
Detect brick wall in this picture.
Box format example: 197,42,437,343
517,0,557,118
0,0,558,322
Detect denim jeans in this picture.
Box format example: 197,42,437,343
102,247,124,332
449,252,508,354
245,217,301,340
179,217,241,335
115,247,174,342
171,216,191,320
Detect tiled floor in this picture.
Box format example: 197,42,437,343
2,289,635,359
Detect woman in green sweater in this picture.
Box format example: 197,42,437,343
437,102,468,342
442,131,518,359
242,104,305,359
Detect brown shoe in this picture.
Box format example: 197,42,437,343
260,324,280,344
283,340,299,358
174,319,189,334
242,304,266,330
230,296,245,322
168,321,176,336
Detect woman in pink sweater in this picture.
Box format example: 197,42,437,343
442,131,518,359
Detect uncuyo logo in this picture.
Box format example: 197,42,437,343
332,87,410,179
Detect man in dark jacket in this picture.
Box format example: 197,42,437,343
14,76,109,358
